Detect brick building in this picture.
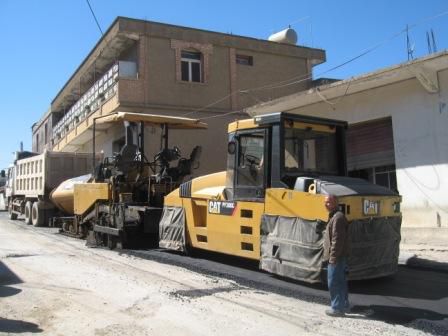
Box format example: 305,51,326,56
32,17,325,174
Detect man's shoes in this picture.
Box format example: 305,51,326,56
325,309,345,317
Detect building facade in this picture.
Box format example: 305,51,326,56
247,52,448,243
32,17,325,175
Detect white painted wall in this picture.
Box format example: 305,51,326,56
287,69,448,229
80,123,123,158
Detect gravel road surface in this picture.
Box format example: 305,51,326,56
0,213,447,336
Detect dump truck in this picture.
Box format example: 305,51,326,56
50,112,207,248
159,112,402,283
5,150,100,226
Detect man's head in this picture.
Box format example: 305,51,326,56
324,194,338,212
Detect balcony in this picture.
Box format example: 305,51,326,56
52,61,137,151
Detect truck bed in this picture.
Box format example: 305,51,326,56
13,151,99,198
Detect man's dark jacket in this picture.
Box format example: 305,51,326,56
323,210,350,264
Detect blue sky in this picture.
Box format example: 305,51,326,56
1,0,447,168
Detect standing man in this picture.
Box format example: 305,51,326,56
323,194,350,317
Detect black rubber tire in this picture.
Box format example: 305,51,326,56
31,202,45,227
8,203,18,220
107,235,117,250
24,201,33,225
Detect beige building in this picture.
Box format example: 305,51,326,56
247,51,448,244
32,17,325,175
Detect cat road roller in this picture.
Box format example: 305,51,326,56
51,112,207,249
159,112,402,283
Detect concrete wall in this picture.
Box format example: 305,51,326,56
286,70,448,230
236,53,309,108
32,114,52,154
80,123,123,158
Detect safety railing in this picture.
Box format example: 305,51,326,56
52,61,137,141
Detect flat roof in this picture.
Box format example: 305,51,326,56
247,50,448,116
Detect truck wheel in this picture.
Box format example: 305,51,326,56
107,235,117,250
8,204,17,220
32,202,45,227
24,201,33,225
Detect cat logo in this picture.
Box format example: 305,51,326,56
363,199,379,215
208,201,236,216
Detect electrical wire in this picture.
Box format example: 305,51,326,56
183,9,448,122
199,109,245,121
181,92,237,117
85,0,103,36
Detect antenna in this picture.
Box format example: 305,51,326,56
426,29,438,54
431,29,437,52
426,31,433,54
309,18,314,47
406,24,414,60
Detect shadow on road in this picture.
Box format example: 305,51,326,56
0,317,43,334
0,260,22,287
0,260,44,333
351,305,448,336
349,266,448,301
406,256,448,273
0,260,23,298
352,304,447,324
0,285,22,298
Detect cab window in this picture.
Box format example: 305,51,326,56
235,131,265,196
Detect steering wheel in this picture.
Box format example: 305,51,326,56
245,154,261,166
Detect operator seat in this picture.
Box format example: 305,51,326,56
116,143,138,174
166,146,202,183
182,145,202,175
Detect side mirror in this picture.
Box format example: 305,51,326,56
227,141,236,155
0,170,5,178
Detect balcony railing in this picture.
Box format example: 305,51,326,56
52,61,137,142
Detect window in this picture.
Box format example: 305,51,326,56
44,123,48,144
236,132,265,188
236,54,253,66
283,128,338,175
374,165,397,192
181,51,202,82
349,165,398,193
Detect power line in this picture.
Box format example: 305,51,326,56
85,0,103,36
186,9,448,121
